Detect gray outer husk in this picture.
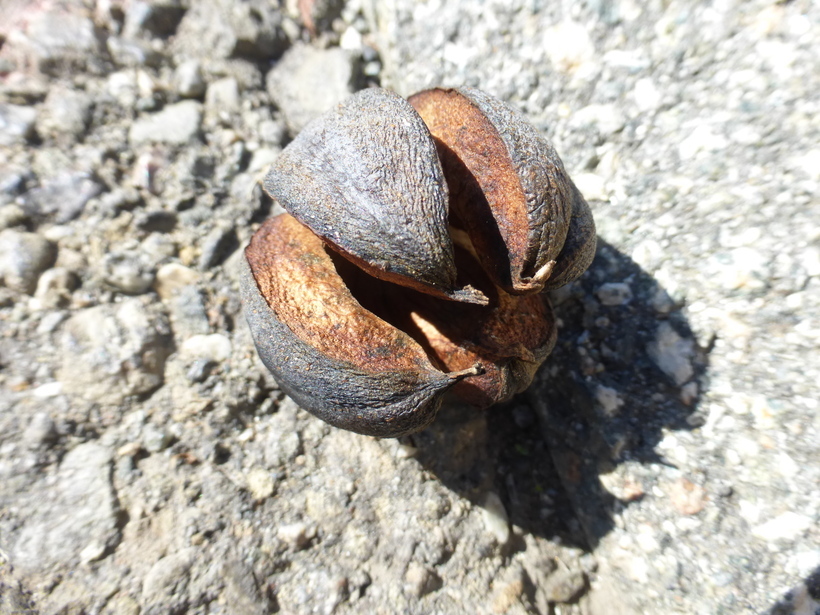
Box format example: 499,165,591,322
457,87,573,277
264,88,458,293
239,254,458,438
543,180,597,290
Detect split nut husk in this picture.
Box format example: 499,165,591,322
242,87,596,437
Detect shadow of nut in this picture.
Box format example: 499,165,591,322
241,87,596,438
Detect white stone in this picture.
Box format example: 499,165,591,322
752,512,812,542
339,27,363,51
571,104,625,136
595,385,624,416
573,172,607,201
480,492,510,545
154,263,200,301
31,382,63,398
647,322,694,385
678,124,728,159
181,334,232,362
246,467,275,500
633,78,662,112
543,22,594,73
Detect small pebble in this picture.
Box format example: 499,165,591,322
102,251,156,295
752,511,812,542
246,467,276,500
647,322,695,386
181,334,232,362
277,522,315,551
129,100,202,145
186,358,215,383
0,229,57,294
0,103,38,146
175,59,206,98
544,570,587,603
23,412,58,449
404,562,441,598
154,263,200,300
596,282,633,306
34,267,78,309
480,492,510,546
143,423,172,453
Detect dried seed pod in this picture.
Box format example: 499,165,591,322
408,87,596,294
241,213,481,438
264,88,487,305
245,86,596,437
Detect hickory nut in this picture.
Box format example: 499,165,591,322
241,87,596,438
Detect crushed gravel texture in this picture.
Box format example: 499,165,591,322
1,0,818,614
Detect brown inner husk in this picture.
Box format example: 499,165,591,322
409,88,531,288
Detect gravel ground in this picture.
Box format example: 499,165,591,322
1,0,818,614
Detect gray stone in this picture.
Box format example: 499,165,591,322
0,104,37,146
198,225,237,269
0,230,57,294
22,412,58,449
205,77,240,116
544,570,587,604
141,549,195,613
106,36,164,68
123,0,187,39
12,442,119,569
173,0,288,60
36,86,92,139
58,299,171,405
21,11,101,75
175,59,206,98
33,267,78,309
101,250,156,295
129,101,202,145
143,423,173,453
168,285,211,339
596,282,633,306
267,44,362,135
22,172,102,223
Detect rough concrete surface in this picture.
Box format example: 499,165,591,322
0,0,818,613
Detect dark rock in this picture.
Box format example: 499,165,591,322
198,225,237,270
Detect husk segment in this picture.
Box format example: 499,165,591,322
242,215,480,438
408,87,595,294
263,88,487,306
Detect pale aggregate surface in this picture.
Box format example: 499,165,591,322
0,0,818,614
